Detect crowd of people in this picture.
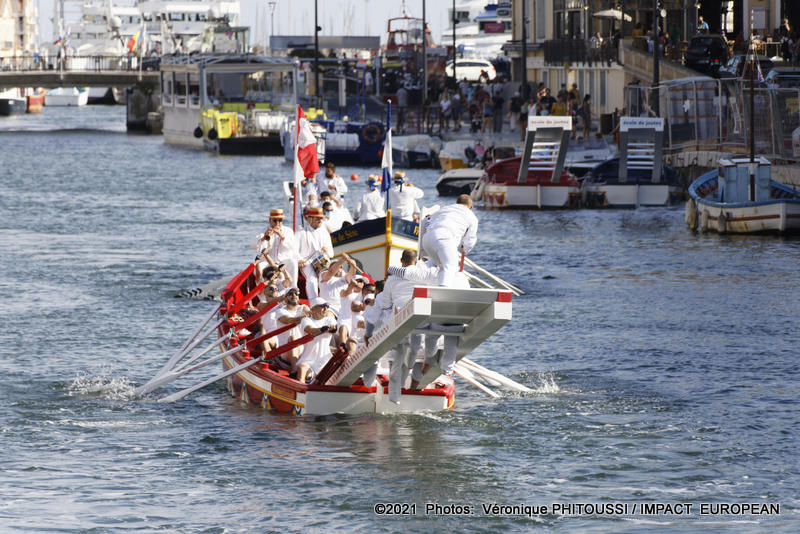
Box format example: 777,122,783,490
236,160,482,402
429,77,594,141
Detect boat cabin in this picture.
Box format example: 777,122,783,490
717,157,771,203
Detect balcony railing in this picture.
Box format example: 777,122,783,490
543,39,619,66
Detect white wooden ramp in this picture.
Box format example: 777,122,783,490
326,287,513,387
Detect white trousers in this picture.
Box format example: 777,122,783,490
301,264,319,300
421,231,461,287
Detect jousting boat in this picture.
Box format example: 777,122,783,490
135,260,514,415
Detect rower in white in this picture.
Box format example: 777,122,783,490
380,249,424,403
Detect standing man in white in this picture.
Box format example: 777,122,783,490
388,171,424,221
420,194,478,287
255,208,299,283
355,176,387,221
297,206,334,300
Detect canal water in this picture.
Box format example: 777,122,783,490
1,106,798,532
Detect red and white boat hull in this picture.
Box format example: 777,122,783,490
483,183,579,209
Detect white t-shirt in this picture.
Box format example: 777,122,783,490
276,304,308,346
297,315,338,374
319,273,348,313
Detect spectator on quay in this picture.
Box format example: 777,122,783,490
492,91,505,133
397,85,408,133
509,92,522,132
440,91,452,131
697,16,709,35
569,83,580,103
481,96,493,133
568,93,579,139
450,89,463,131
580,94,592,141
519,97,533,140
541,88,556,114
557,83,568,101
590,32,603,62
551,93,568,116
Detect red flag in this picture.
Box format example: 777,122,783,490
296,107,319,178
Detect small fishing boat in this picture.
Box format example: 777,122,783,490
685,51,800,234
0,89,27,116
686,157,800,233
45,87,89,107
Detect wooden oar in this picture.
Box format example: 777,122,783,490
463,257,524,295
158,354,266,403
460,358,533,393
453,366,500,398
158,333,314,403
135,342,246,396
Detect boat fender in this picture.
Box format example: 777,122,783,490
208,128,218,140
470,176,486,202
362,123,383,144
716,211,727,234
684,199,697,228
700,209,709,233
193,126,203,139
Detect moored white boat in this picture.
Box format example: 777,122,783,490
45,87,89,106
0,89,27,116
580,117,683,208
474,117,580,209
161,53,298,155
686,157,800,234
436,168,484,196
392,134,442,168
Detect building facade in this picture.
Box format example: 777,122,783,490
0,0,38,58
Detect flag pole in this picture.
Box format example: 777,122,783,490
292,105,301,232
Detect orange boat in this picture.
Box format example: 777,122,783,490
26,89,45,113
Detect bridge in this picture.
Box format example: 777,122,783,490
0,55,159,88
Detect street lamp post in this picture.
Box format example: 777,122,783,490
314,0,320,109
269,2,276,38
268,1,276,52
521,0,528,100
652,0,660,116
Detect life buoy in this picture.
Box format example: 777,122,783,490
193,126,203,138
684,199,697,229
362,123,383,144
208,128,218,140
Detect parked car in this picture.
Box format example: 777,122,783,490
717,55,773,81
683,34,729,75
445,59,497,82
764,68,800,88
